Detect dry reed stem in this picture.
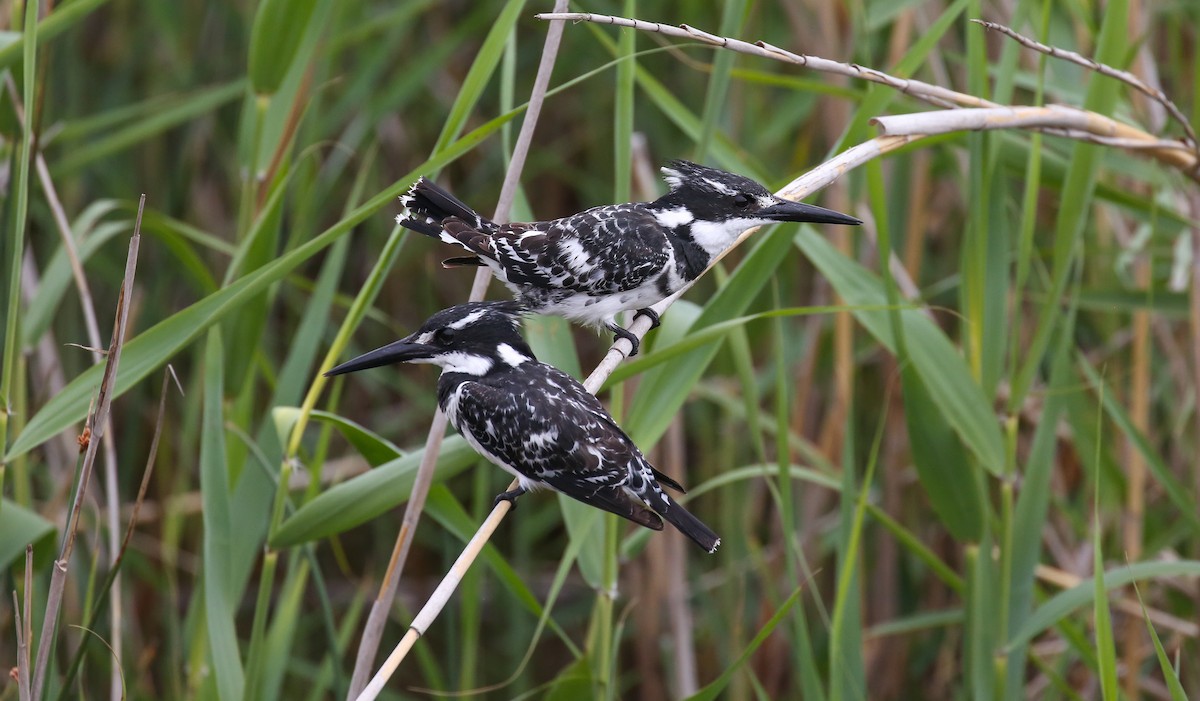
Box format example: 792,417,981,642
5,75,128,700
535,11,993,111
29,196,144,701
344,3,571,697
872,106,1199,177
971,18,1197,150
15,590,29,701
1188,191,1200,676
1125,214,1150,695
538,11,1200,181
15,546,33,701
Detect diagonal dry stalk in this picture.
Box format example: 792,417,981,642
535,11,993,110
342,2,572,697
536,11,1200,181
29,195,145,701
971,18,1198,152
51,365,181,694
352,12,1200,694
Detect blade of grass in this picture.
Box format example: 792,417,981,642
198,328,244,701
1003,281,1078,700
0,0,38,502
30,201,141,701
692,0,746,162
1130,580,1189,701
1092,388,1118,701
828,395,884,701
682,587,804,701
0,499,54,569
6,110,517,461
1008,0,1130,408
53,81,245,175
1077,356,1200,532
1006,560,1200,650
431,0,526,154
796,229,1006,473
0,0,111,70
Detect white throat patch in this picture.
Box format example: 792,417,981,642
437,352,494,376
687,218,765,258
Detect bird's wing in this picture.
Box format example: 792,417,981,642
485,205,672,293
541,373,688,494
454,368,666,530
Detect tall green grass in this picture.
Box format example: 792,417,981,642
2,2,1198,699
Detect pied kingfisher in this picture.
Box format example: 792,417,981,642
327,301,720,553
397,160,860,355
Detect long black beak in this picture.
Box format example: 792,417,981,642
759,197,861,226
326,337,436,376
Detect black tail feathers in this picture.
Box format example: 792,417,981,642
658,498,721,554
398,177,488,236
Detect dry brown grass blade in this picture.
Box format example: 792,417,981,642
29,195,145,701
15,545,33,701
120,365,177,558
15,589,30,701
343,3,571,697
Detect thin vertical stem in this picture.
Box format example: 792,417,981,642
30,196,144,701
344,3,571,696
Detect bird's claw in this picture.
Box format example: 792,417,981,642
493,486,527,511
610,324,642,356
634,308,661,329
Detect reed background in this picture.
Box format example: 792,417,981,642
2,0,1198,699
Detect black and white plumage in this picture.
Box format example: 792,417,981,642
398,160,860,355
327,300,720,553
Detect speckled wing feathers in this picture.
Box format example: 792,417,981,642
446,363,671,530
403,187,675,300
488,205,671,295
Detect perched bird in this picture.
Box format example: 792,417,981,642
327,300,721,553
398,160,860,355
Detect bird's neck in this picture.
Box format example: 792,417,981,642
668,234,714,281
433,341,535,398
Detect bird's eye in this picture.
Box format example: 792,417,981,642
435,327,457,343
733,194,751,208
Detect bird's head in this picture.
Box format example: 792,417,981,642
653,160,860,257
326,300,534,378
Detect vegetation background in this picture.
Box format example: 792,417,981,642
1,0,1198,699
